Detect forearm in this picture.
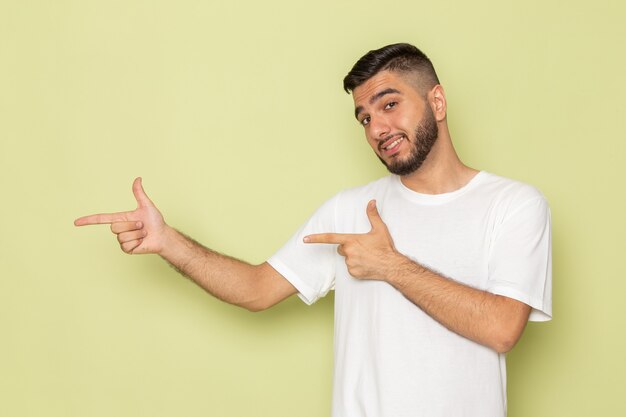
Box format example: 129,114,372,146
158,226,271,311
386,255,530,353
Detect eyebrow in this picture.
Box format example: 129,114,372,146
354,88,402,120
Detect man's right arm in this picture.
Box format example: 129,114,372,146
158,227,297,311
74,177,297,311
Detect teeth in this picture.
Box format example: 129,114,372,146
384,136,404,150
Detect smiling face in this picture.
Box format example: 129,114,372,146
353,70,439,176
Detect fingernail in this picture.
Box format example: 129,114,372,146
303,236,310,243
136,221,143,227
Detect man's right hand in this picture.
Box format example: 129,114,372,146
74,177,168,255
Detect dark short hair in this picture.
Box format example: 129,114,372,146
343,43,440,94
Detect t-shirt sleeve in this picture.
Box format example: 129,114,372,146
486,194,553,322
267,194,339,305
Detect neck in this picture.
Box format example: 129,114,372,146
400,124,478,194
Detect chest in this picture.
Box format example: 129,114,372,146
337,197,498,289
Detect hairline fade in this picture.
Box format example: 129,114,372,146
343,43,440,96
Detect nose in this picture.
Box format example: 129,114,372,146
369,115,391,140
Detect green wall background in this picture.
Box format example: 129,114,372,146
1,1,624,416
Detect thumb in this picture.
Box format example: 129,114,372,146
366,199,386,230
132,177,155,208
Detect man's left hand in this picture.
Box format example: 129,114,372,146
304,200,403,280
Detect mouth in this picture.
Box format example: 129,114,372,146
379,134,406,156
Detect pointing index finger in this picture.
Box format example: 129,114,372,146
303,233,354,244
74,211,134,226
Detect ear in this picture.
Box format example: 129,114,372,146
429,85,447,122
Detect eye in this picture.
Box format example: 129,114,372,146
384,101,397,110
360,116,371,126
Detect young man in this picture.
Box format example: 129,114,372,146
75,43,552,416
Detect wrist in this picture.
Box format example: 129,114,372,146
385,252,424,289
156,225,179,257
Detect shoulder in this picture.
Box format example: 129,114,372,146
308,176,394,220
315,176,394,226
476,172,550,224
478,172,548,206
326,176,397,216
335,175,396,202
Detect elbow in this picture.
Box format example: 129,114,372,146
489,323,526,354
488,297,531,353
238,290,277,312
236,262,295,312
241,290,290,312
239,262,294,312
491,337,518,354
241,300,270,313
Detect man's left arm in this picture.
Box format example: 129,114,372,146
385,258,530,353
304,199,532,354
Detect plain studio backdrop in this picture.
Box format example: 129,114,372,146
1,1,624,416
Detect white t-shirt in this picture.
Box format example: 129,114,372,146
268,172,552,417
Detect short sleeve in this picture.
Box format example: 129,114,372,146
486,195,552,322
267,195,339,305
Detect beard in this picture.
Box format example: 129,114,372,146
378,107,439,176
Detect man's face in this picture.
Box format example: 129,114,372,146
352,70,438,176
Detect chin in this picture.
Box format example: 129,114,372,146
380,152,426,176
